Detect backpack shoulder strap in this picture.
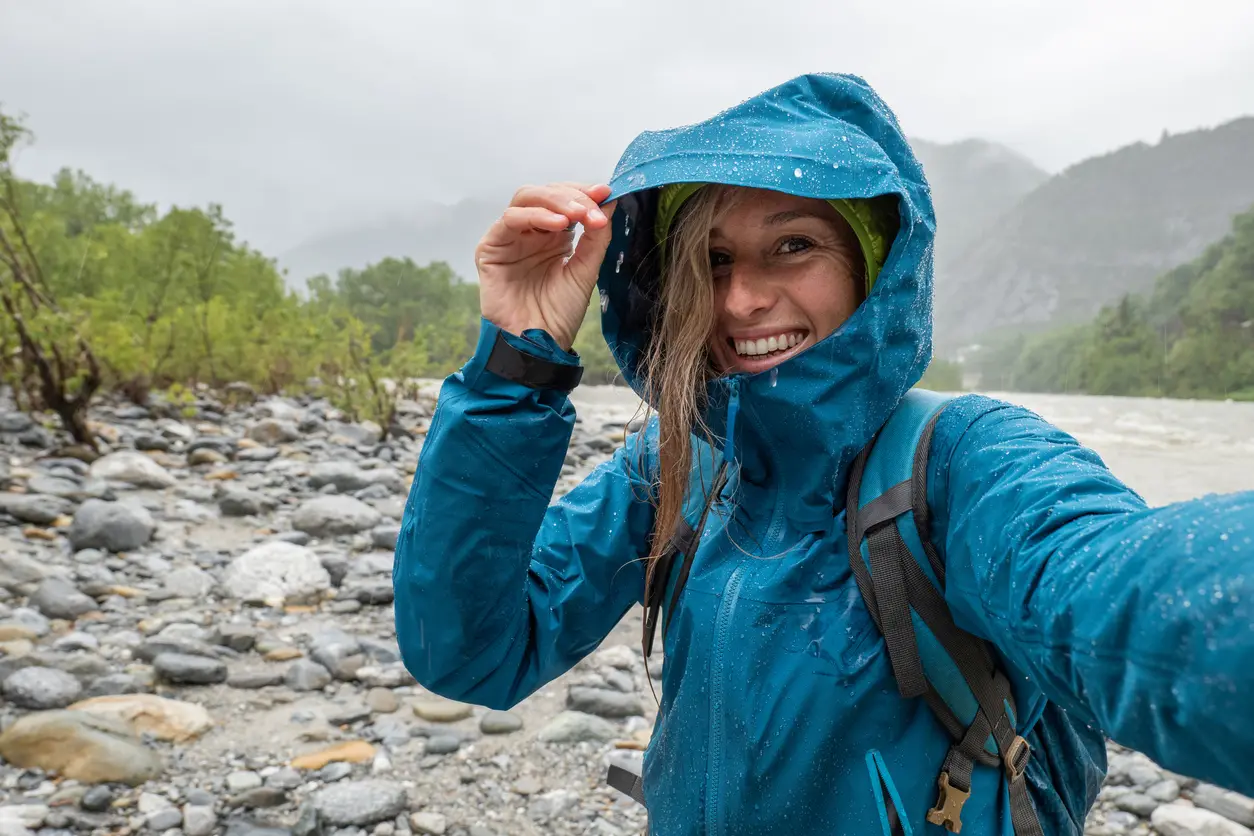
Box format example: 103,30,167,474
847,389,1043,836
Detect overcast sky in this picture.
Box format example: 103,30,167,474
2,0,1253,256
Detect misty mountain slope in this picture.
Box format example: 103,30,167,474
277,199,499,287
934,116,1254,352
911,137,1049,265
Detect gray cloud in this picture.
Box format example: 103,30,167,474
2,0,1252,255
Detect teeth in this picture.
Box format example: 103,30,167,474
733,332,805,358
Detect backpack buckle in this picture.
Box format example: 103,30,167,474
1004,735,1031,781
926,771,969,833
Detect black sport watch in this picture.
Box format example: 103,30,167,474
484,330,584,393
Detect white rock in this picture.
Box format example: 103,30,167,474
291,496,382,538
409,812,447,835
222,542,331,605
89,451,176,489
1152,804,1254,836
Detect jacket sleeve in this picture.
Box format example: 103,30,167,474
929,395,1254,794
392,319,656,710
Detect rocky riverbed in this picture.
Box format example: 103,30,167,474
0,382,1248,836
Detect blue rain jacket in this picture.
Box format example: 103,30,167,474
394,74,1254,835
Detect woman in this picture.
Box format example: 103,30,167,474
393,73,1254,835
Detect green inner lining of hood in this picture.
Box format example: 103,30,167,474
654,182,895,293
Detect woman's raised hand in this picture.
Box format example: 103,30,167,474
475,182,617,352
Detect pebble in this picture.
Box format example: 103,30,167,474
312,780,408,827
1,667,82,709
154,653,228,685
1195,785,1254,828
411,699,472,723
424,736,461,756
409,813,447,836
365,687,399,714
479,711,523,735
182,804,217,836
79,786,114,812
285,659,333,691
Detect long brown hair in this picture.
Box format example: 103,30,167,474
638,185,740,585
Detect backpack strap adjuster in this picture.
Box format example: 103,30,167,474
1003,735,1031,781
926,771,970,833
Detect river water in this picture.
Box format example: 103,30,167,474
569,386,1254,508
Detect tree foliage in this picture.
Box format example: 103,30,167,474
975,204,1254,400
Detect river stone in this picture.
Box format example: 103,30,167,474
67,499,155,552
528,789,579,823
222,542,331,605
182,804,216,836
1114,792,1158,817
370,525,400,550
309,462,378,493
0,553,50,591
0,493,74,525
365,687,399,714
1146,779,1181,803
480,710,523,735
566,686,644,718
89,451,176,488
291,496,381,538
161,565,215,599
1151,805,1254,836
1195,785,1254,828
248,419,300,445
409,812,448,836
424,735,461,755
228,669,286,689
153,653,228,685
147,807,183,831
411,698,472,723
218,487,279,517
312,779,407,826
28,578,96,620
328,421,383,447
285,660,332,691
0,412,33,433
0,710,163,785
3,667,82,709
536,711,618,744
68,694,214,742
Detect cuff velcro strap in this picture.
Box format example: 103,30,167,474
484,330,583,393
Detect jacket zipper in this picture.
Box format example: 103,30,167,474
705,381,791,835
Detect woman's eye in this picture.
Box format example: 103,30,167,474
709,251,732,271
778,236,814,255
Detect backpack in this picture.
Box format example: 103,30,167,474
608,390,1044,836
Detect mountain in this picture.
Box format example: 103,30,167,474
934,117,1254,353
973,202,1254,398
909,138,1049,266
277,198,500,288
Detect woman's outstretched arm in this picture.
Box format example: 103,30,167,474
932,395,1254,794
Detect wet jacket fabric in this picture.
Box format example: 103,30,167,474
393,74,1254,835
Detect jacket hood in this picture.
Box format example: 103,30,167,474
596,73,936,526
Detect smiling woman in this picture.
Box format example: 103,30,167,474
394,73,1254,836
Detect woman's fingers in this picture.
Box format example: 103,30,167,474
509,183,612,229
498,206,572,233
565,200,617,284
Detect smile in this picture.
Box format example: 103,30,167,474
732,331,807,358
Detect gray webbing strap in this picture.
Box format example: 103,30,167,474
853,479,912,544
866,525,927,699
607,763,646,806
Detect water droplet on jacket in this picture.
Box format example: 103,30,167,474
615,252,625,274
793,168,803,178
770,368,778,387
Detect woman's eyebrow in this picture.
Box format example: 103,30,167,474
762,209,824,226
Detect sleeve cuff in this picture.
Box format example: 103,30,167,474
462,318,582,394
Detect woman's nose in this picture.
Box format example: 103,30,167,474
720,267,774,321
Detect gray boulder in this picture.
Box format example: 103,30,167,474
67,500,155,552
291,496,381,538
0,493,75,525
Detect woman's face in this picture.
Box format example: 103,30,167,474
706,189,862,376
